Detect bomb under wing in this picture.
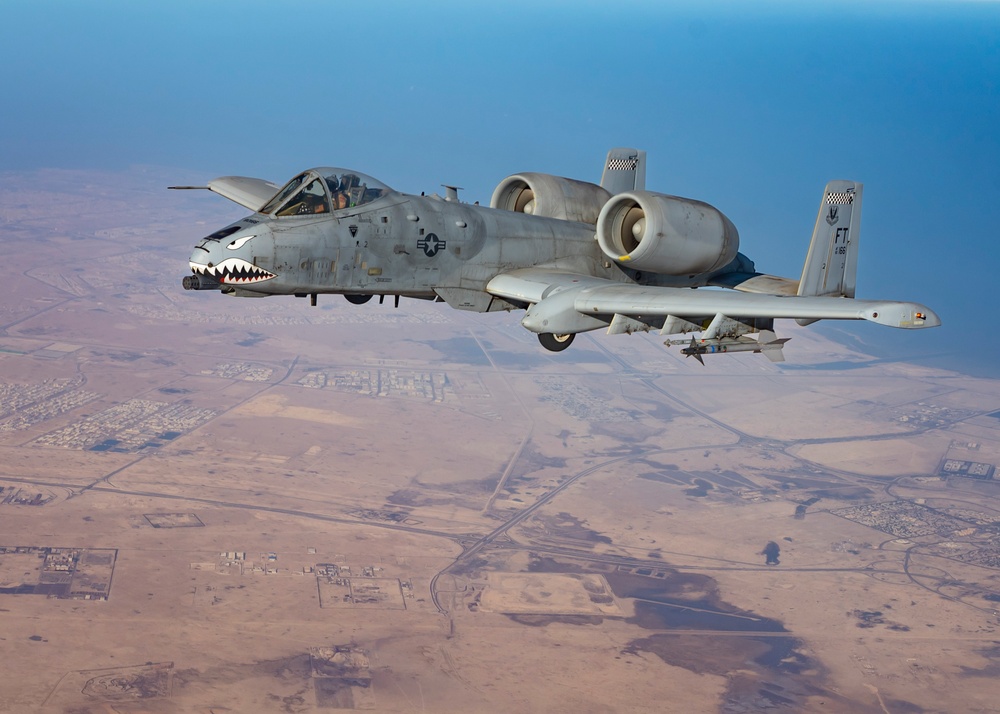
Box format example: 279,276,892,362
672,330,791,365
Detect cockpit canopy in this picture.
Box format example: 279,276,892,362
259,168,393,217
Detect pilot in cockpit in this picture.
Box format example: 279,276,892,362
328,174,355,210
322,172,387,211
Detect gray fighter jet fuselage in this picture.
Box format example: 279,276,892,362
178,150,939,358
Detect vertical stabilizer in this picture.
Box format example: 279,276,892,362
601,147,646,194
798,180,862,299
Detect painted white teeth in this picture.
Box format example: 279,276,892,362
189,258,276,284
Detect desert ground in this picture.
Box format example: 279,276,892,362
0,168,998,713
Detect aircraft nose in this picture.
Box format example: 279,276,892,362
186,225,276,289
189,242,215,269
185,241,222,290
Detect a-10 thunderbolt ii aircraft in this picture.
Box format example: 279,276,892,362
175,148,939,362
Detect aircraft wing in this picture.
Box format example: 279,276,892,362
169,176,280,212
486,269,940,335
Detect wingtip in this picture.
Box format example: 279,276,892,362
863,303,941,329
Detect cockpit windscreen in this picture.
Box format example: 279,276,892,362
259,168,393,217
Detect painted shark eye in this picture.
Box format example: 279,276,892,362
227,235,255,250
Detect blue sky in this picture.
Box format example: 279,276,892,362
2,1,998,375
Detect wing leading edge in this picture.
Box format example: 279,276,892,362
486,269,940,337
573,283,938,328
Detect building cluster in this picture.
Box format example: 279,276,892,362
346,508,414,524
316,562,353,582
298,371,328,389
951,440,981,451
216,550,305,575
954,537,1000,568
940,507,1000,527
536,376,634,422
940,459,996,480
347,578,393,606
0,546,116,601
736,489,776,504
313,561,408,608
202,362,274,382
832,500,993,540
0,378,99,433
80,662,171,700
30,398,216,452
0,486,54,506
890,402,978,428
43,548,80,572
298,368,451,402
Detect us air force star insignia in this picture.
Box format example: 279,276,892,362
826,206,839,226
417,233,445,257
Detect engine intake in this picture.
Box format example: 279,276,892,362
491,173,611,224
597,191,739,276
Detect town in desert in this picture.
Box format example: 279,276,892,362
1,167,999,713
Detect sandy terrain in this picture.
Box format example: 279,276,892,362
0,168,997,713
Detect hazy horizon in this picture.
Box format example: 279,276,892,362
2,0,997,374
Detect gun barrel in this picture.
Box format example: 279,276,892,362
182,274,222,291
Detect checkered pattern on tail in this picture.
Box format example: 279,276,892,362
606,157,638,171
826,191,854,205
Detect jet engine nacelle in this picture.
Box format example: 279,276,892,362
491,173,611,224
596,191,739,276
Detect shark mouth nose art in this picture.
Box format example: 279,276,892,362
189,258,276,284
